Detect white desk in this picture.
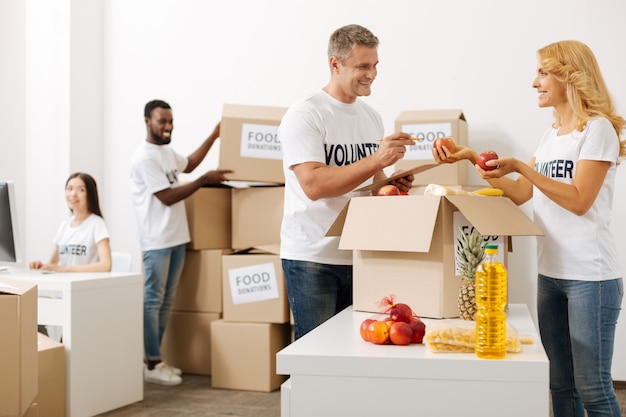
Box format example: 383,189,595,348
276,304,549,417
4,270,144,417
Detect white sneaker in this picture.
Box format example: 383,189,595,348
144,363,182,386
162,362,182,376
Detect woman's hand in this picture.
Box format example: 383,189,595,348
432,144,477,165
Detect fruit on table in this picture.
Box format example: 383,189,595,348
359,296,428,345
409,317,426,343
376,184,400,196
366,320,390,345
477,150,499,171
433,137,457,153
389,321,413,345
360,318,376,342
456,226,485,321
389,303,413,324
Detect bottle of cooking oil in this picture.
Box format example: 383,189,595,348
474,244,507,359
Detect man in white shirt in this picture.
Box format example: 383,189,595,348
130,99,232,385
279,25,415,340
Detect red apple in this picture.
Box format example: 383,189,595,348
433,137,457,153
389,321,413,345
389,303,413,324
408,317,426,344
376,184,400,196
477,150,499,171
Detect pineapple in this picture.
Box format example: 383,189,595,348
456,227,485,320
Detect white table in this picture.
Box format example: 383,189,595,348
4,270,144,417
276,304,549,417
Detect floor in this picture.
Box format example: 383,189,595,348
97,376,626,417
97,375,281,417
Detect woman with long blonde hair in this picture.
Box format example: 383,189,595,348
434,40,624,416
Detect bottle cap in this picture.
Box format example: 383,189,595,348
484,244,498,254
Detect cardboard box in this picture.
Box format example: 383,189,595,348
161,311,221,376
327,171,543,317
23,402,39,417
394,109,469,185
231,186,284,250
0,278,38,417
37,333,65,417
221,245,289,324
173,249,231,313
218,103,287,184
210,319,291,392
185,185,232,250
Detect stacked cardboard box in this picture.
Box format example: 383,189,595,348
218,103,287,184
37,333,65,417
165,104,289,391
0,277,38,417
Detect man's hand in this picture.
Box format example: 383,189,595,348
375,133,415,167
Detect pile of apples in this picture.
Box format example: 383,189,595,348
359,296,426,346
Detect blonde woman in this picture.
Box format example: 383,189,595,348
435,40,625,417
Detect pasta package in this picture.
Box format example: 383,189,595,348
423,319,529,353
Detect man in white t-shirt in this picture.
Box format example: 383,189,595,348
130,99,232,386
279,25,415,340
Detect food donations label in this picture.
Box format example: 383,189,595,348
227,262,280,304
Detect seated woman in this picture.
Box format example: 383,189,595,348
29,172,112,340
29,172,111,272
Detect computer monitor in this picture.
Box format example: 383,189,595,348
0,181,23,266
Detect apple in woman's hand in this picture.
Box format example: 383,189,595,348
477,150,499,171
433,137,456,153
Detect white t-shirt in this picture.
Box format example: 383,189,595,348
130,141,190,251
533,118,621,280
53,213,109,266
279,90,384,265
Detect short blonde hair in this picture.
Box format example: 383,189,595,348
328,24,379,63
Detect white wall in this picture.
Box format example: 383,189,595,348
3,0,626,377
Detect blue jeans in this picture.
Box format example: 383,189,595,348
143,244,187,361
537,274,623,417
282,259,353,340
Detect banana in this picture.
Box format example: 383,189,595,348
473,187,504,197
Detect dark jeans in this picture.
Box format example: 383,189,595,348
282,259,352,340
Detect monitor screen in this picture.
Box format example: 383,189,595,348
0,181,22,265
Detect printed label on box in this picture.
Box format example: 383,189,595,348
400,122,452,160
240,123,282,160
453,212,504,274
228,262,280,304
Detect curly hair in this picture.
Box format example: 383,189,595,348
538,40,625,158
327,24,379,63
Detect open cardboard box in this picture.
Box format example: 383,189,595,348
327,165,544,318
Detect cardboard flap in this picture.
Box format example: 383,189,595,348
325,201,351,237
356,164,440,192
0,278,36,296
337,196,440,252
396,109,465,123
230,244,280,255
445,195,544,236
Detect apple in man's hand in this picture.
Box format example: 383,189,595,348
477,150,499,171
376,184,400,196
433,137,456,153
